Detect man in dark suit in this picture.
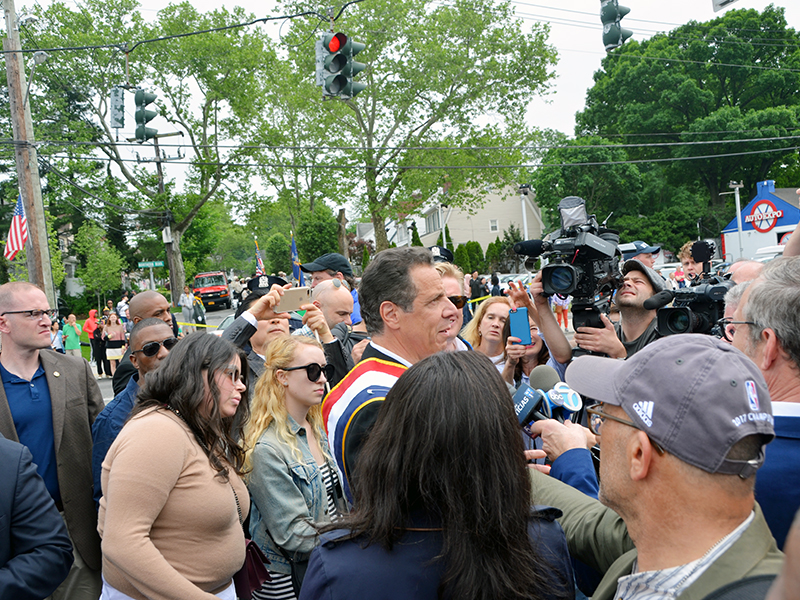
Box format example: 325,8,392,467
0,434,74,599
322,247,459,499
0,282,104,600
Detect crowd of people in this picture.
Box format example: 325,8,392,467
1,233,799,600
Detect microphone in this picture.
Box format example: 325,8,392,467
513,385,547,426
513,239,549,257
513,365,561,426
541,383,583,423
643,290,674,311
528,364,562,391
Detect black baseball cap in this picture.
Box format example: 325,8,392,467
300,253,353,277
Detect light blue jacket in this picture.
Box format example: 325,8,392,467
246,415,347,573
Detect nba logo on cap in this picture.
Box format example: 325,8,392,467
745,380,759,411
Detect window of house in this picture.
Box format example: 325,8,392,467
489,219,499,232
425,211,440,235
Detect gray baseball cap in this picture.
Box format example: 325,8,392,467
565,334,774,478
622,259,667,293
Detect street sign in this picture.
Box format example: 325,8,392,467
138,260,165,268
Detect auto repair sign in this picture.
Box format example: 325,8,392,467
745,200,783,233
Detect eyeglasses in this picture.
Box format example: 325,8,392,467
586,404,665,455
222,366,245,385
131,337,179,357
1,309,58,321
716,318,758,342
448,295,467,309
281,362,334,382
331,278,351,291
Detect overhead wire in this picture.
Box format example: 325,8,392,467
41,143,800,170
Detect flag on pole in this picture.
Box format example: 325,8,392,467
291,232,304,286
254,240,265,276
4,195,28,261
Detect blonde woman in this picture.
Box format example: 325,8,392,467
461,296,512,369
244,335,347,599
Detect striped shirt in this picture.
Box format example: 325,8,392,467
614,511,754,600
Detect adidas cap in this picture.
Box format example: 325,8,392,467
565,335,775,478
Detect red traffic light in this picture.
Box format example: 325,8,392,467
328,32,347,53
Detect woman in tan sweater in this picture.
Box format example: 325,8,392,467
98,333,251,600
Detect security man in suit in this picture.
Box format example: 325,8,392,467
0,282,104,600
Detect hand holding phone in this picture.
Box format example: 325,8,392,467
274,286,311,313
508,307,532,345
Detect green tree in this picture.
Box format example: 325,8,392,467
31,0,278,294
500,224,523,272
485,237,502,272
453,244,471,274
281,0,557,250
410,226,424,247
466,241,485,273
264,233,293,275
361,246,371,271
576,5,800,223
296,209,339,262
73,222,125,310
434,225,455,252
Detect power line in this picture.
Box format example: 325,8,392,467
3,133,799,152
3,1,368,56
38,143,800,170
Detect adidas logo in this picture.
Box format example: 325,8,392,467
632,401,654,428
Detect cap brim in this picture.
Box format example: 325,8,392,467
565,355,627,406
299,262,323,273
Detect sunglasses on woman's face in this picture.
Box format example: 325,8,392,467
282,362,334,382
448,295,467,309
131,337,179,357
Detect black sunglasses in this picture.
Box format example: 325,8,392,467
282,362,334,382
131,337,179,357
448,295,467,309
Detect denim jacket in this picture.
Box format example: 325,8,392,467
247,415,347,573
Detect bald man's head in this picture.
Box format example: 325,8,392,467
312,279,353,329
729,260,764,284
128,291,171,326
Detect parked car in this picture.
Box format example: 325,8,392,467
193,271,231,310
210,314,236,338
498,273,534,295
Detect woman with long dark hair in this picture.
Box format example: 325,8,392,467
300,351,574,600
98,333,251,600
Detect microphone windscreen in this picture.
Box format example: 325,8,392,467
528,364,562,393
513,239,546,257
513,384,545,426
643,290,674,311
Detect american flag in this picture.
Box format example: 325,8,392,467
4,195,28,261
254,240,265,276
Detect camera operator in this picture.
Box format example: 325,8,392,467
678,241,704,281
573,259,665,358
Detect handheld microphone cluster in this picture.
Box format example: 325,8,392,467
512,365,583,434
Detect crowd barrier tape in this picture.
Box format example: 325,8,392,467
468,294,491,305
177,321,215,328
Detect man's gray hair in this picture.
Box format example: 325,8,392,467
743,257,800,373
358,247,434,336
724,282,749,313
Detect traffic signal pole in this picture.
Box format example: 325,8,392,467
3,0,56,305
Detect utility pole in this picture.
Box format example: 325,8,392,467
3,0,55,305
729,181,745,260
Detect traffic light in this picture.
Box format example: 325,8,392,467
600,0,632,51
315,32,366,99
134,89,158,142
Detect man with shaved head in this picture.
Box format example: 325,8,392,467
111,290,175,395
728,259,764,284
92,318,175,508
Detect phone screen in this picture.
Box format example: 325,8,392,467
508,307,532,345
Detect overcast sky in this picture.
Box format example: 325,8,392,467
129,0,800,137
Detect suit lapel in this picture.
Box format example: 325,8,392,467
40,351,66,452
0,371,18,441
